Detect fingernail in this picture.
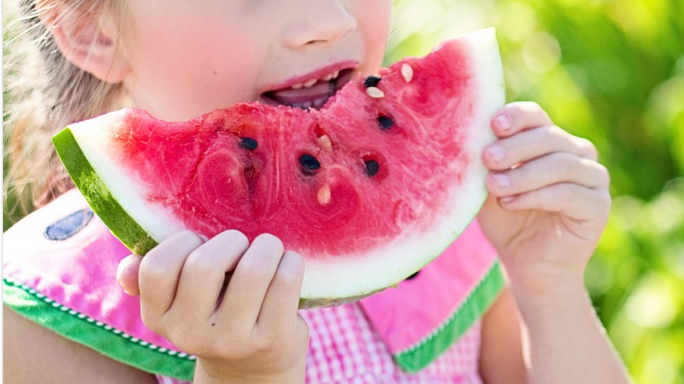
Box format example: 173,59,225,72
487,145,505,163
116,255,134,283
495,114,512,131
493,173,510,188
500,196,516,204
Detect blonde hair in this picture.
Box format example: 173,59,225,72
3,0,127,223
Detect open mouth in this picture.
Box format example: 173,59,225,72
261,68,355,110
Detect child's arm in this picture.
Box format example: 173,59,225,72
477,102,631,384
4,306,158,383
118,230,309,384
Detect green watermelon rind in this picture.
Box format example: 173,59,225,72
53,128,158,255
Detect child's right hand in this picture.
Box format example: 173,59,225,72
117,230,309,384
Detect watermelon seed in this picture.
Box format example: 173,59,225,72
317,184,331,205
366,87,385,99
364,159,380,177
363,75,381,88
318,135,333,151
299,154,321,174
377,116,395,130
239,137,259,151
401,63,414,83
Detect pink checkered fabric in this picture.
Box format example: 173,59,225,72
156,302,482,384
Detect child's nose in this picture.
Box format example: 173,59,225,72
282,0,358,48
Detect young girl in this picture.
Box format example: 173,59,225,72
3,0,632,383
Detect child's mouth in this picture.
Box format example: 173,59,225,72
261,68,355,110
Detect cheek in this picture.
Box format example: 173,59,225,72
123,7,266,120
351,0,393,70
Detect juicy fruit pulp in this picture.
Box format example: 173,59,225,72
53,28,505,307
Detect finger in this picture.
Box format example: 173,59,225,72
139,230,204,320
486,153,610,197
483,125,599,171
169,230,249,323
497,183,611,223
117,254,143,296
491,101,553,138
257,251,305,335
216,233,285,329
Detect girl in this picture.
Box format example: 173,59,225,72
3,0,632,383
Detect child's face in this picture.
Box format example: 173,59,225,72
120,0,393,121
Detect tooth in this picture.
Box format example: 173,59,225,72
291,82,305,90
304,79,318,88
292,101,313,110
331,70,339,79
321,73,333,81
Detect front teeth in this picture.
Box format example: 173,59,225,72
289,70,341,90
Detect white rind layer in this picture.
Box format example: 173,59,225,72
69,28,504,301
72,110,186,241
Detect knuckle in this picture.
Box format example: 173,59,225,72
254,333,280,355
596,163,611,186
518,101,548,118
140,309,165,334
139,255,171,283
579,138,599,160
184,248,218,273
238,260,271,281
275,267,302,290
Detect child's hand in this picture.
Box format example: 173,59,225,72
117,231,309,384
478,102,611,296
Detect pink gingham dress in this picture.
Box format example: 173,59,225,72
157,305,483,384
4,190,503,383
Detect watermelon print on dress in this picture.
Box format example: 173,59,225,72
52,28,505,306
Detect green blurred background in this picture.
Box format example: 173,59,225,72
4,0,683,383
386,0,684,382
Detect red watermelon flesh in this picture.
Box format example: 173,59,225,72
53,28,504,306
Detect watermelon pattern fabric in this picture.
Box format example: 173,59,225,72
3,189,503,380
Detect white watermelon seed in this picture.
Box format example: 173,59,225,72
318,135,333,151
317,184,331,205
366,87,385,99
401,63,414,83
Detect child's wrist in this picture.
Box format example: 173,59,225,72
507,271,587,309
193,357,305,384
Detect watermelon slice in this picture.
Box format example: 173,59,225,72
53,28,504,307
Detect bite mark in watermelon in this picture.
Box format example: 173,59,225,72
53,28,505,307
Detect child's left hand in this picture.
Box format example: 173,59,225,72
477,102,611,296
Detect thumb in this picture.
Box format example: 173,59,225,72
116,254,143,296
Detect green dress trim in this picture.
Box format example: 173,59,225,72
3,277,196,381
394,260,504,372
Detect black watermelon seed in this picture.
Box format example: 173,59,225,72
365,159,380,177
377,115,395,130
239,137,259,150
299,154,321,174
363,75,382,88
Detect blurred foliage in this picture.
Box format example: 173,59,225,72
4,0,683,383
387,0,684,383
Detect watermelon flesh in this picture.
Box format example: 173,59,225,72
53,28,505,307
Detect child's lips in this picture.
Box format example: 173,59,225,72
261,68,355,110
